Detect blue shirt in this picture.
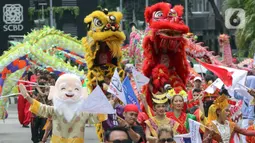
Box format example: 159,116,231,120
234,76,255,120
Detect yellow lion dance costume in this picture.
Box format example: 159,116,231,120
82,8,126,142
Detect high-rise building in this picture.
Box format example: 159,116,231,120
188,0,236,54
29,0,98,38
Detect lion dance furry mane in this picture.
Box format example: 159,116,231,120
82,9,126,141
142,2,190,108
82,9,125,91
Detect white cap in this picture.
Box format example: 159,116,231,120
194,76,202,81
125,64,134,68
164,84,171,90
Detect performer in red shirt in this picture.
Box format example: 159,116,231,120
17,72,33,127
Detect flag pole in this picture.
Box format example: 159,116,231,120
189,119,217,133
237,83,250,90
9,78,37,84
199,64,205,81
0,90,35,99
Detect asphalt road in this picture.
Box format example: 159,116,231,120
0,104,99,143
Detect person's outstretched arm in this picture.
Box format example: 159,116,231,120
234,124,255,136
19,84,54,118
19,84,34,104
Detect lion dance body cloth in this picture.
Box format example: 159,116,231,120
142,2,190,108
82,9,126,141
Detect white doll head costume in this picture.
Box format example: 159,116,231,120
48,73,88,122
48,73,88,102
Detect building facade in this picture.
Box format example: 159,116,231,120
0,0,31,55
0,0,98,55
29,0,98,38
188,0,237,54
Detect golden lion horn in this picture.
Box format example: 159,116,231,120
151,92,168,104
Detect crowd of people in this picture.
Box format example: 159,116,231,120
16,65,255,143
18,69,55,143
11,2,255,143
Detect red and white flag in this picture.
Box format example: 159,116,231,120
205,78,224,94
197,59,247,88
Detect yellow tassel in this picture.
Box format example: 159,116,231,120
106,40,123,58
207,104,218,123
96,123,104,142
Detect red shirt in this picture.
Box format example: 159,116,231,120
30,75,37,82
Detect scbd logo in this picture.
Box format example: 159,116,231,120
2,4,24,32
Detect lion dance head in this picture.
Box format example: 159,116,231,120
82,8,126,92
143,2,190,109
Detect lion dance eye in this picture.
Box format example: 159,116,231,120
154,11,163,18
109,15,116,22
93,18,103,27
168,9,177,17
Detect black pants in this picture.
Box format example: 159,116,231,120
31,116,47,143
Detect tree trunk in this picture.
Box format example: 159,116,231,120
208,0,229,34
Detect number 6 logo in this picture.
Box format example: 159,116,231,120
225,8,245,29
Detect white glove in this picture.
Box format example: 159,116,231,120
19,84,30,99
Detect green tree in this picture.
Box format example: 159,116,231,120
98,0,189,33
224,0,255,57
208,0,229,34
98,0,120,11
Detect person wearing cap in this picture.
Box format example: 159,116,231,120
187,76,203,107
193,76,202,89
117,104,145,143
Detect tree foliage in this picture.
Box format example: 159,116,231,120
98,0,120,11
98,0,186,30
224,0,255,57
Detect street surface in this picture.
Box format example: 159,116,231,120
0,104,99,143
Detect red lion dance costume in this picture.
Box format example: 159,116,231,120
143,2,190,107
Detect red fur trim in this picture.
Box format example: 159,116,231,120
173,5,184,17
173,83,185,90
172,87,182,94
143,85,153,109
170,42,189,86
145,2,171,23
142,36,158,77
143,37,154,57
152,65,170,90
149,21,189,33
142,59,154,77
